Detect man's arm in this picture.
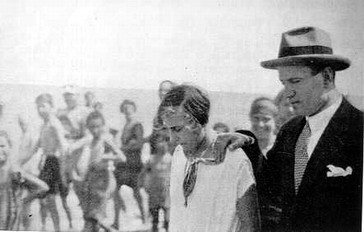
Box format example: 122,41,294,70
17,133,40,166
49,115,69,153
212,131,258,165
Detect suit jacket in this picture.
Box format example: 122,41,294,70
235,129,264,177
261,98,363,232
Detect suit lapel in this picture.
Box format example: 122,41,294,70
297,99,349,196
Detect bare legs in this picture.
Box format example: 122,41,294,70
60,194,73,229
132,186,146,224
40,195,60,232
150,206,170,232
112,185,146,229
20,172,49,230
112,186,126,229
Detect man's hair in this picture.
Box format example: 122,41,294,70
86,111,105,127
0,130,12,148
120,99,136,113
35,93,53,107
309,65,336,81
159,84,210,126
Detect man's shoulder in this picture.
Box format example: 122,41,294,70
279,115,305,132
341,98,363,120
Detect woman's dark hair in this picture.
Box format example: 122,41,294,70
120,99,136,114
86,111,105,127
35,93,54,107
159,84,210,126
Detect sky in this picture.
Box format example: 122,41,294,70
0,0,363,96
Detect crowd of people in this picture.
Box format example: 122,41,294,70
0,80,177,231
0,26,363,232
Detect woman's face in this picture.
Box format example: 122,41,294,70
87,118,105,139
163,107,202,156
124,104,135,117
37,101,53,119
250,112,276,140
63,93,78,109
0,136,10,167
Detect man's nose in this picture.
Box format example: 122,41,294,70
285,88,296,100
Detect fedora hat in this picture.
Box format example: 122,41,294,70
261,26,350,71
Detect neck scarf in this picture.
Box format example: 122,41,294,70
182,150,220,207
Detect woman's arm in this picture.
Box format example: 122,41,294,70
121,123,144,152
67,136,90,154
103,134,126,162
235,152,261,232
236,184,261,232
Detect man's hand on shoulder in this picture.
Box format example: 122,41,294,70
212,132,254,162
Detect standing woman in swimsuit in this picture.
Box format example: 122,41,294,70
113,99,146,228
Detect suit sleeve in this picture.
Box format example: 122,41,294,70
235,130,263,178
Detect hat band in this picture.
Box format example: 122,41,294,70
279,45,333,58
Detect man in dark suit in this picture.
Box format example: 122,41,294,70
258,26,363,231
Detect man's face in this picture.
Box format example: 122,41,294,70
87,118,104,138
278,66,327,116
63,93,78,109
0,136,10,167
37,102,52,119
163,107,201,156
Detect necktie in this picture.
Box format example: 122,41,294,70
183,157,219,207
294,121,311,194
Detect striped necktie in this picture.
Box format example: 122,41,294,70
183,157,219,207
294,121,311,194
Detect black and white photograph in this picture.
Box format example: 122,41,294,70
0,0,363,231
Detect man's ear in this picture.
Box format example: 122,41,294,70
322,67,334,88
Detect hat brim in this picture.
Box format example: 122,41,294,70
261,54,351,71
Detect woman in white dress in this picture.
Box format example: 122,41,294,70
158,84,260,232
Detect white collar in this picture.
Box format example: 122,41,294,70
306,89,342,134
